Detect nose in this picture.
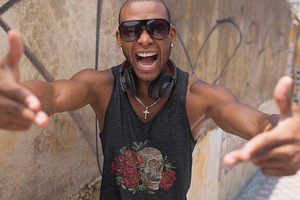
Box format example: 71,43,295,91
137,28,153,47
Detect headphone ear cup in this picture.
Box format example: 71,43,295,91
148,73,172,100
124,68,137,96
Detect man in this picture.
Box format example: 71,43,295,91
0,0,299,199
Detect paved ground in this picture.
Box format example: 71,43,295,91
69,170,300,200
237,170,300,200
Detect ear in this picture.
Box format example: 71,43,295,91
170,25,177,46
116,30,122,48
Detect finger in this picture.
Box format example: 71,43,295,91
223,130,292,167
0,107,48,129
223,149,247,167
261,168,292,177
1,110,48,128
0,82,41,112
253,156,286,169
274,76,293,120
0,95,36,120
259,144,297,160
0,112,33,131
5,85,49,126
0,94,48,127
0,112,33,127
7,30,24,67
0,123,32,131
243,128,296,158
25,95,41,112
34,111,48,127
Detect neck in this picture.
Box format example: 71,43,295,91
134,79,151,99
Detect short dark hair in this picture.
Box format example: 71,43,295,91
118,0,171,24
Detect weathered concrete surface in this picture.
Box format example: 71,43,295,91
0,1,100,199
0,0,291,199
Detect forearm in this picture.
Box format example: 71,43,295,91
210,101,281,140
22,78,94,116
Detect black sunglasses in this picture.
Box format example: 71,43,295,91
119,18,171,42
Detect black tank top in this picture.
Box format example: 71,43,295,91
100,64,195,200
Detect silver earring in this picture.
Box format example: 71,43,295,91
120,47,123,52
171,43,174,48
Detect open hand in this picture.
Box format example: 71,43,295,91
0,30,48,130
224,76,300,176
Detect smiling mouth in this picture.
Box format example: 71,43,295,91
137,52,158,68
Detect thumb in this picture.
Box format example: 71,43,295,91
5,30,24,82
274,76,293,120
7,30,24,66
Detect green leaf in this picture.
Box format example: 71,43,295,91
138,184,146,191
132,142,139,151
116,176,124,186
121,183,126,190
140,140,147,149
164,160,176,171
120,146,127,155
138,145,143,151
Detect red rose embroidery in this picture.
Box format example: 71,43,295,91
112,142,176,194
160,170,176,190
123,168,141,188
112,155,128,176
125,150,143,167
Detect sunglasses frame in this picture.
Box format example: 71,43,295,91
119,18,171,42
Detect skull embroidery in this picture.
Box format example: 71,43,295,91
138,147,164,190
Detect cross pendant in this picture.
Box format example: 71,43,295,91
143,107,150,119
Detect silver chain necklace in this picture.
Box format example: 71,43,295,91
134,96,160,120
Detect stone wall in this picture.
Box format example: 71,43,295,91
0,0,291,199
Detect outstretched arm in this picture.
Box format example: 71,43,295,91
0,31,96,131
187,77,277,140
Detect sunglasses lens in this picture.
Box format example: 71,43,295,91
148,19,170,39
119,19,170,41
120,21,142,41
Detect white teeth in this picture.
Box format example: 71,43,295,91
137,52,157,57
138,59,157,68
137,52,157,68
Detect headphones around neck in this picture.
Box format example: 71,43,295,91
119,58,178,100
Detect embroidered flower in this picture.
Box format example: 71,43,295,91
160,170,176,190
112,141,176,194
125,149,143,168
123,167,141,188
112,155,128,176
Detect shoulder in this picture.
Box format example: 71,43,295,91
189,76,236,98
71,68,116,116
71,68,114,83
71,68,114,100
187,75,238,116
70,68,114,90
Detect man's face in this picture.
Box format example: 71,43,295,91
116,1,176,82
